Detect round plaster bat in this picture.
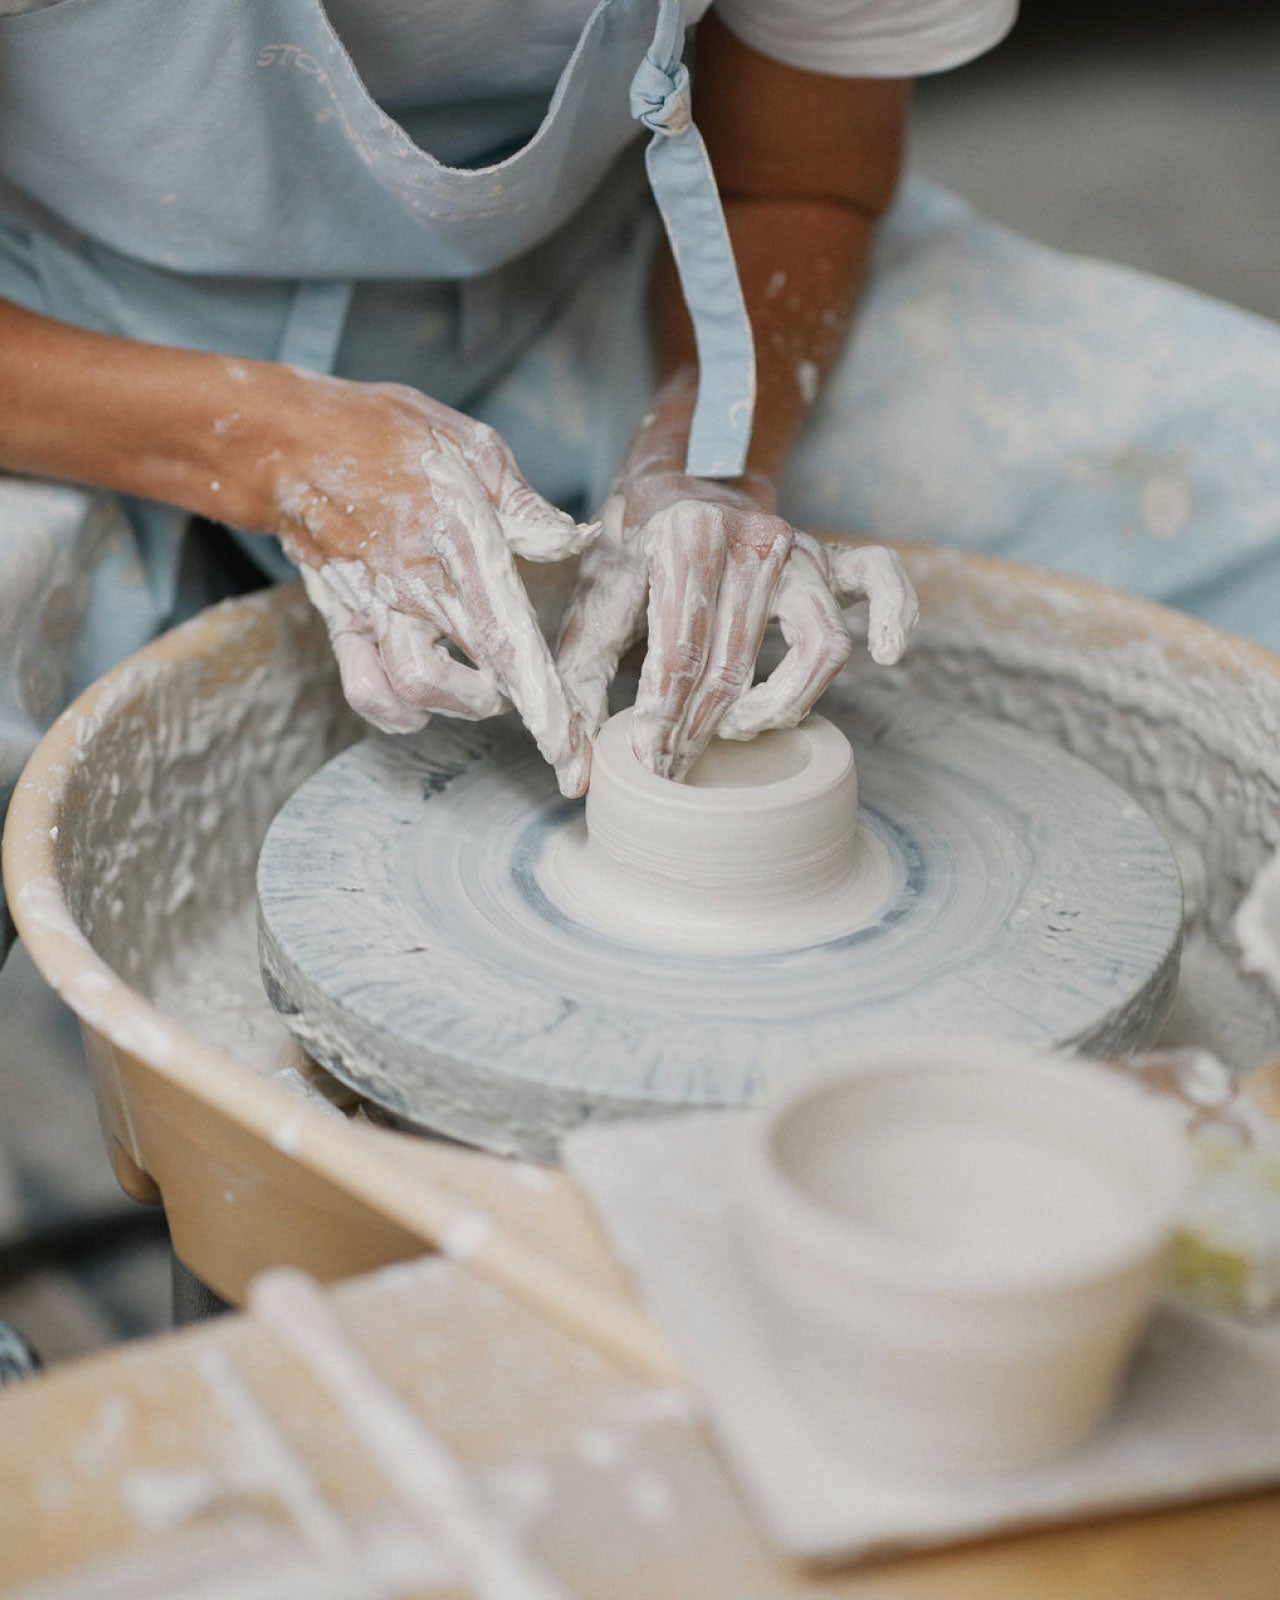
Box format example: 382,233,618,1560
257,694,1183,1161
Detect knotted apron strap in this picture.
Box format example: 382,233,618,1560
630,0,756,478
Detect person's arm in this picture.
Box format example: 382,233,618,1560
0,298,278,530
556,23,917,778
0,299,597,793
655,13,909,480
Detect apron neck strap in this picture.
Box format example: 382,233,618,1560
631,0,756,479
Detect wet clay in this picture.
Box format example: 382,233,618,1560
544,711,895,955
255,676,1183,1159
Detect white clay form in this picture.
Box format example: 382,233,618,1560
737,1039,1192,1475
544,710,894,955
256,692,1184,1159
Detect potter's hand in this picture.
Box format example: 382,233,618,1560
718,536,919,740
269,376,598,796
556,376,918,780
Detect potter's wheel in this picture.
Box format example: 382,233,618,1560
257,691,1183,1160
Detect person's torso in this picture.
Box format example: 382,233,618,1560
324,0,614,110
0,0,709,280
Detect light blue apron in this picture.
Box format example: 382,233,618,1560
0,0,751,525
0,0,755,902
5,0,1280,915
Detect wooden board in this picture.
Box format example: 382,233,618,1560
3,1254,1280,1600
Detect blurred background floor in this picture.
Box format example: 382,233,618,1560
0,945,170,1370
3,3,1278,1370
911,2,1280,321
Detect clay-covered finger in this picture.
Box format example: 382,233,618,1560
555,495,651,735
630,500,729,778
434,573,592,795
333,631,432,734
298,558,356,636
827,543,920,665
300,565,428,734
717,543,853,741
443,428,600,562
425,446,592,795
377,611,509,721
668,512,791,779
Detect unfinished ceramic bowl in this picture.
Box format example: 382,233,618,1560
545,709,894,955
737,1040,1192,1474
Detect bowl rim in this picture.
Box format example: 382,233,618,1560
737,1037,1194,1299
0,589,324,1134
591,707,853,814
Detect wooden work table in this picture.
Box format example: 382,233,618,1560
2,1246,1279,1600
6,564,1280,1593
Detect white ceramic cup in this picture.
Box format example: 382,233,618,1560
737,1039,1192,1474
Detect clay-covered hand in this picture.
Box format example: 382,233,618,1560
556,376,919,780
268,376,599,796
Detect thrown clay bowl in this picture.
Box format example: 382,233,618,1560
547,709,880,954
588,709,858,905
737,1040,1192,1474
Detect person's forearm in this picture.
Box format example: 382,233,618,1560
0,305,599,786
651,194,875,483
0,298,294,530
647,16,909,488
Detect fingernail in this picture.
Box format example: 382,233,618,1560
715,713,758,741
538,505,577,529
640,745,674,781
499,507,598,557
567,678,609,740
550,516,600,554
871,626,904,665
556,739,593,798
505,484,573,525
